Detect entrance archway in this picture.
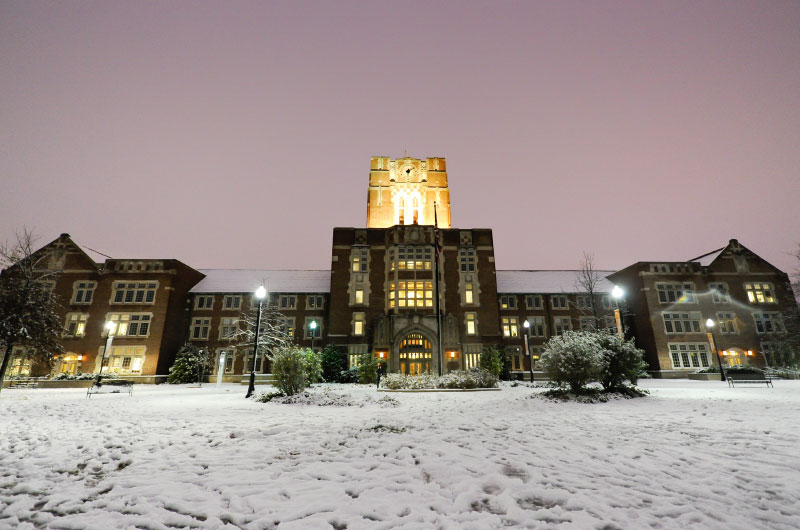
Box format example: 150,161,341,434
399,333,432,375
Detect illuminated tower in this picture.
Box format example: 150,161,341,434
366,156,452,228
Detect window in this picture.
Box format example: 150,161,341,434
307,295,324,310
353,313,365,336
499,295,517,310
64,313,88,337
305,318,322,338
668,343,710,369
551,296,568,310
662,312,703,334
348,344,368,368
745,283,775,304
217,350,235,374
553,316,571,336
761,342,794,367
71,281,96,304
222,295,241,310
112,282,157,304
501,316,519,337
576,295,592,309
390,246,432,271
279,295,297,310
753,312,785,334
108,313,152,337
279,317,295,338
525,295,543,309
656,283,696,304
465,282,475,305
709,283,729,304
103,346,145,374
464,344,482,370
580,317,597,331
601,296,615,310
352,247,369,272
219,317,238,339
191,318,211,340
388,281,433,309
465,313,477,335
716,312,738,334
459,248,476,272
650,264,670,273
525,316,545,337
508,346,523,371
194,295,214,310
354,289,364,304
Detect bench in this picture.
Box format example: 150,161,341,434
727,373,773,388
8,381,37,389
87,378,133,398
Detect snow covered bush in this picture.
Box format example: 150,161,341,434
357,350,378,384
540,331,603,392
52,372,96,381
480,346,504,378
339,368,359,383
380,368,497,390
269,345,307,396
167,343,211,384
321,345,345,382
595,333,648,391
303,348,323,385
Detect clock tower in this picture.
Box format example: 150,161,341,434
366,156,452,228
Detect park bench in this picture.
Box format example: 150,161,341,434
727,372,773,388
86,378,133,398
8,381,37,389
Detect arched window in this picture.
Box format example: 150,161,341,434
398,197,405,225
412,197,419,224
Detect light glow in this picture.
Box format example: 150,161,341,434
705,318,715,328
611,286,624,299
255,286,267,300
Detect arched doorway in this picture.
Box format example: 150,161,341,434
399,333,432,375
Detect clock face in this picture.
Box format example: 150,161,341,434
399,165,415,181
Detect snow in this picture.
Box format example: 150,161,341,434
1,380,799,529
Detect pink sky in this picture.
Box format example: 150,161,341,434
2,1,799,274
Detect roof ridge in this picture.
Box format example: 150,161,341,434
688,247,725,262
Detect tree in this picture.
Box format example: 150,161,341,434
321,345,345,382
595,332,648,391
540,331,603,393
480,345,504,378
575,251,602,329
0,229,64,396
228,302,293,372
167,343,212,384
357,350,378,384
302,347,323,385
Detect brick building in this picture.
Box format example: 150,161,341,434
4,156,798,381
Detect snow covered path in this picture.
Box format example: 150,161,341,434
1,380,799,529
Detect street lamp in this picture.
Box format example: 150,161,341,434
246,285,267,398
611,285,625,340
309,320,317,352
705,318,726,382
97,321,116,383
523,320,534,383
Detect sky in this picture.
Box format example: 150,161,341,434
1,1,799,274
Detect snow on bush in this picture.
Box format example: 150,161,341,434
381,368,497,390
302,348,323,385
595,333,648,391
257,386,400,407
269,345,307,396
540,331,603,392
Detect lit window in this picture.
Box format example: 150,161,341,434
465,283,474,305
108,313,152,337
355,289,364,304
104,346,145,374
390,246,432,271
279,317,295,338
465,313,477,335
191,318,211,340
753,312,785,334
71,281,97,304
195,295,214,310
501,316,519,337
662,312,703,334
668,343,710,369
64,313,88,337
388,281,434,309
353,313,365,336
500,295,517,310
745,283,775,304
111,282,157,304
656,283,696,304
352,248,369,272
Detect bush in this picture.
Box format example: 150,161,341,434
339,368,359,383
167,343,211,384
480,346,504,378
540,331,603,392
725,366,764,375
321,346,345,382
380,368,497,390
303,348,323,385
595,333,648,391
357,350,378,384
269,345,307,396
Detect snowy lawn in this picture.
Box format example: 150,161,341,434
1,379,799,530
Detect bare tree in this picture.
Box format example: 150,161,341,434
574,251,601,329
0,229,64,396
229,303,293,371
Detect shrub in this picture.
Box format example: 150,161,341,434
167,343,211,384
339,368,359,383
540,331,602,392
321,346,345,382
380,368,497,390
725,366,764,375
357,350,378,384
303,348,323,385
595,332,648,391
480,346,504,378
269,345,307,396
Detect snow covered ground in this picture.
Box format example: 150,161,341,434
1,379,799,530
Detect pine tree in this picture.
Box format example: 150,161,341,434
167,343,211,384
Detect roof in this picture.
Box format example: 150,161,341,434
496,270,617,294
191,270,331,294
688,247,725,267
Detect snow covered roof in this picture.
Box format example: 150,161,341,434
688,247,725,267
191,270,330,294
496,270,617,294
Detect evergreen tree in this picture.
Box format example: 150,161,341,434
480,346,504,378
167,343,211,384
357,350,378,384
321,345,345,382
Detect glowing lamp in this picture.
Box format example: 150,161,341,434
523,320,530,329
310,321,317,330
255,285,267,300
705,318,715,328
449,351,456,358
747,350,753,356
611,286,624,299
379,351,385,358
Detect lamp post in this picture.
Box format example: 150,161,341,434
246,285,267,398
309,320,317,352
611,285,625,340
523,320,534,383
705,318,726,382
97,321,116,383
